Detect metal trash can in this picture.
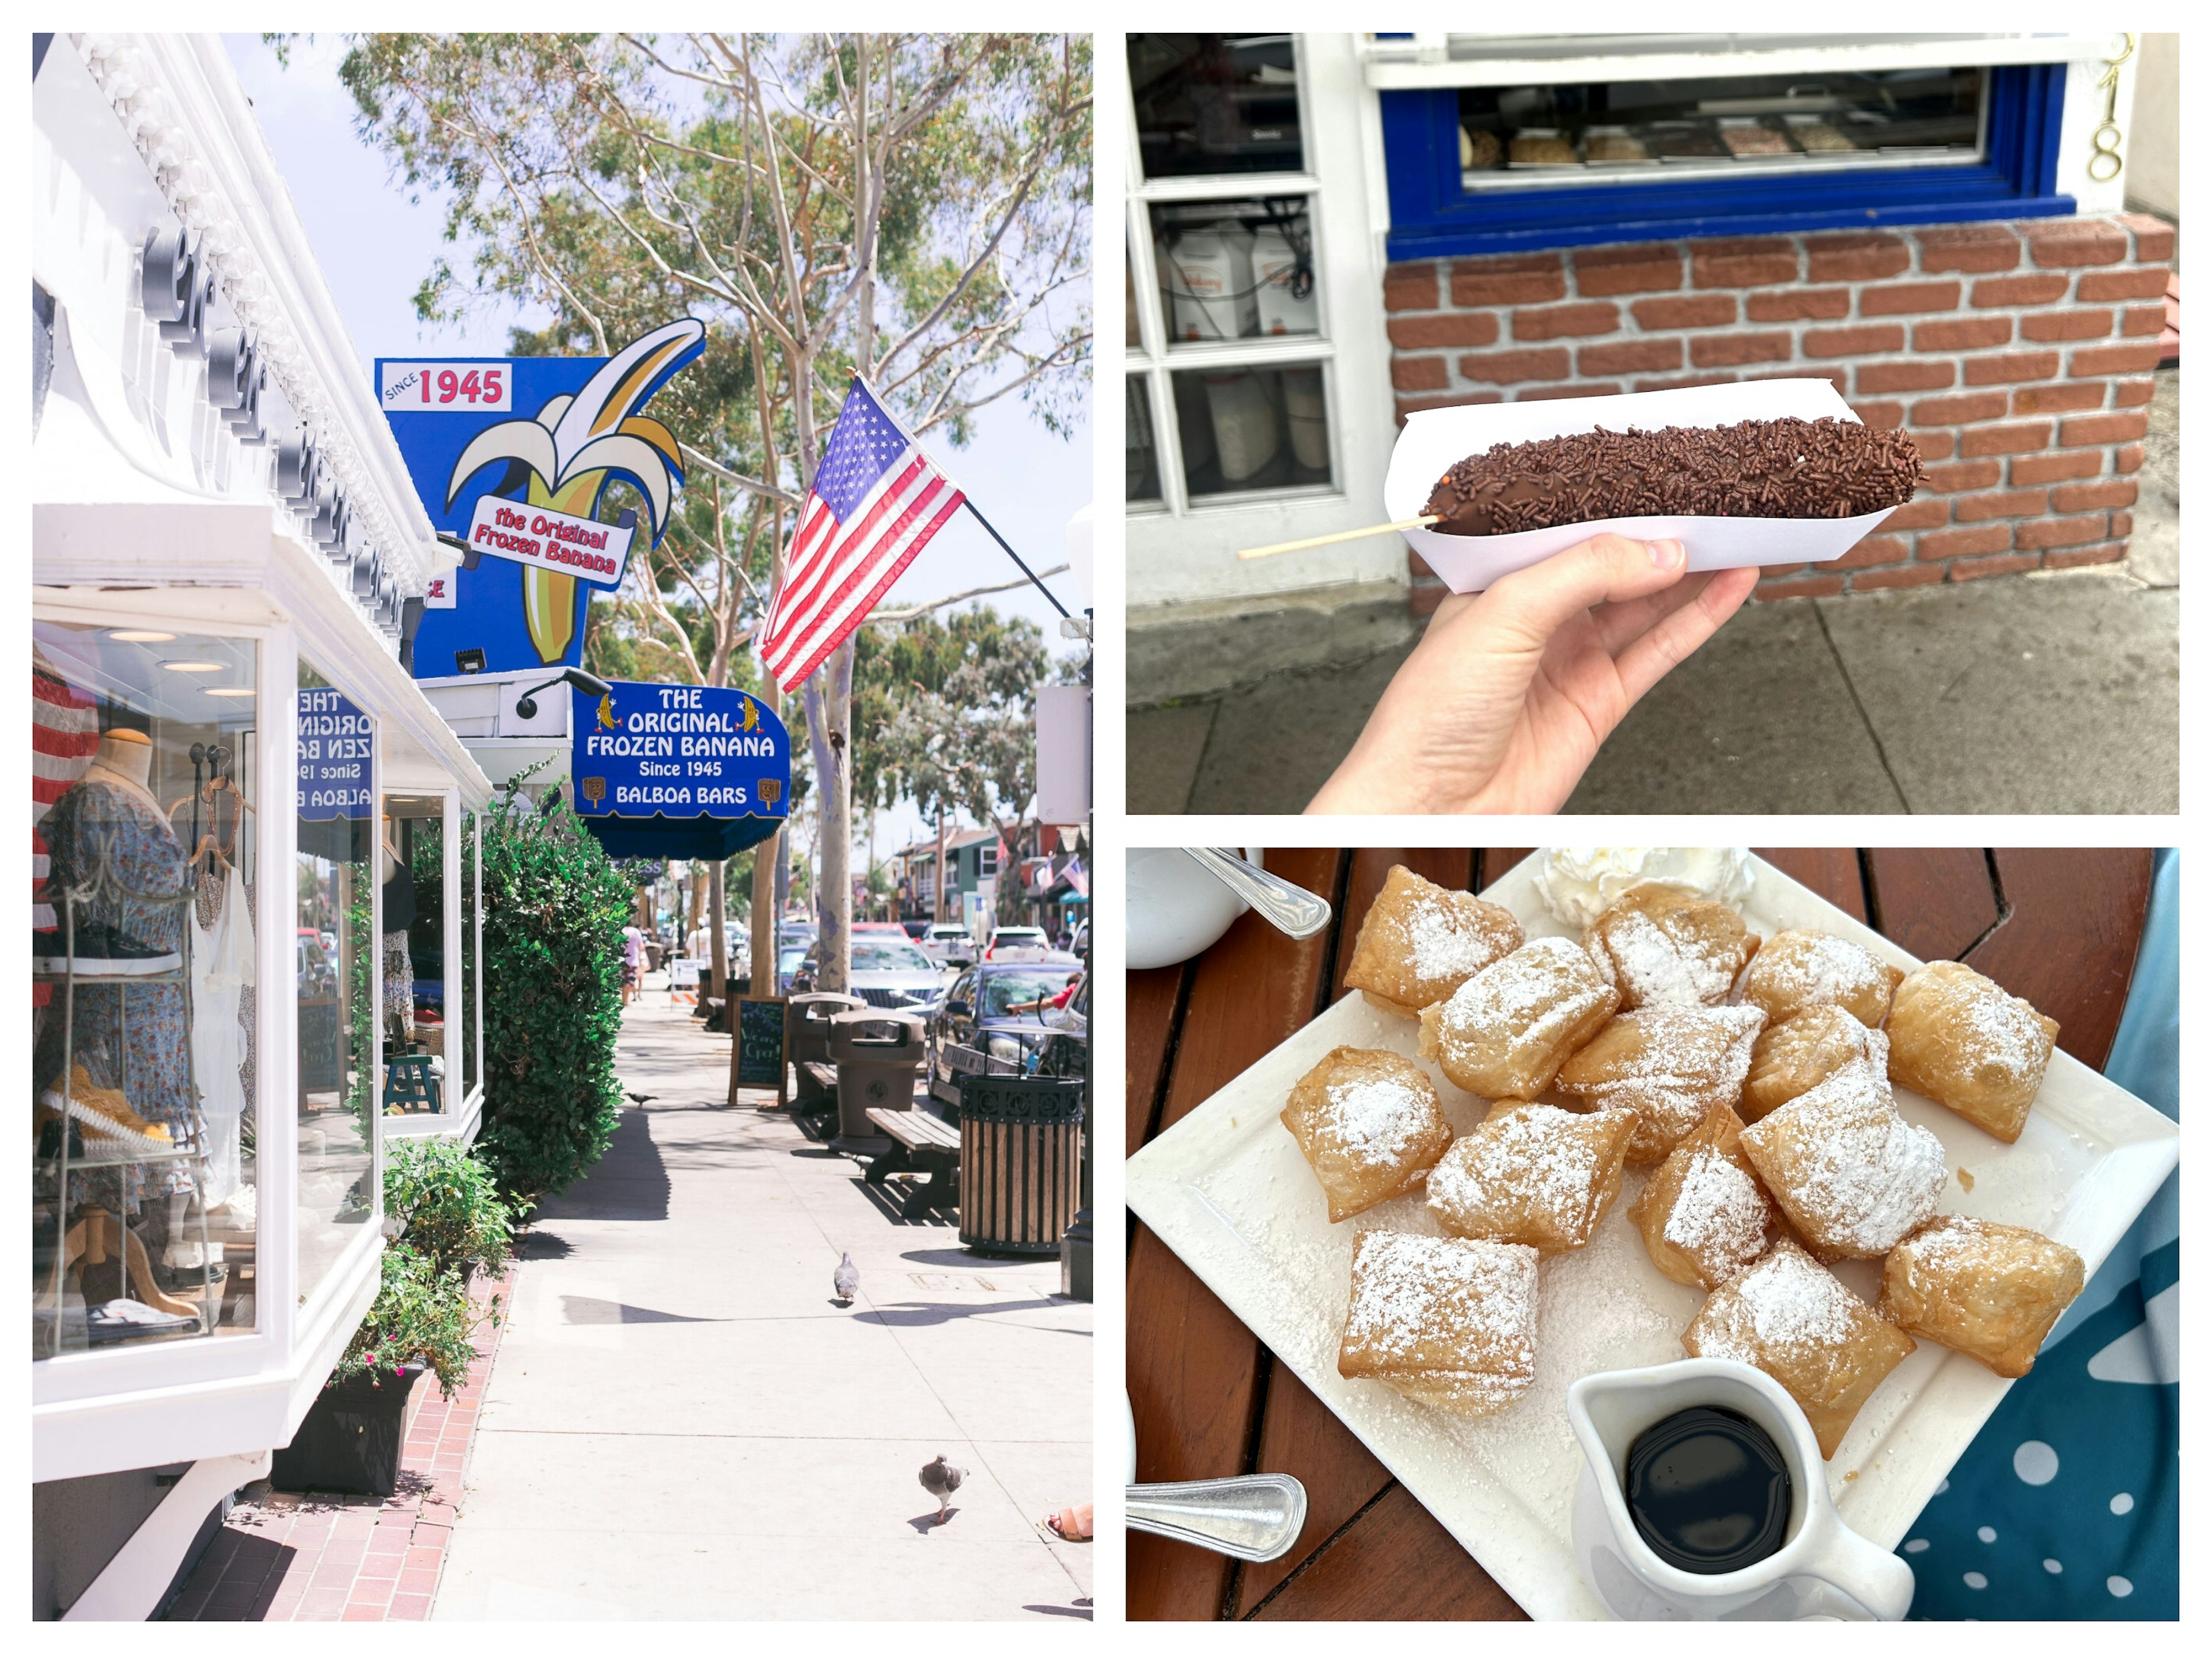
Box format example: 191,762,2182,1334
956,1076,1085,1256
786,993,862,1107
829,1010,926,1148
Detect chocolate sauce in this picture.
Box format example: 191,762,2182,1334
1624,1406,1793,1575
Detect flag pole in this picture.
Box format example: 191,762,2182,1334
963,499,1071,620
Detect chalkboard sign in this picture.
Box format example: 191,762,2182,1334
731,994,787,1103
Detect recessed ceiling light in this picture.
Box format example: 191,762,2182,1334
109,630,176,642
161,661,224,672
205,687,255,698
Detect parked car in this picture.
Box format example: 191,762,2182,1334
982,925,1055,962
854,921,907,936
926,962,1089,1104
790,935,949,1012
921,922,977,966
774,943,810,995
900,919,931,941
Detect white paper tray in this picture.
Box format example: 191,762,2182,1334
1126,853,2179,1620
1385,378,1899,592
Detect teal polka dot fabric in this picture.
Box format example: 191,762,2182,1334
1899,851,2177,1620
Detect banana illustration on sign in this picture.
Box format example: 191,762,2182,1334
741,697,759,733
442,319,707,664
596,693,619,731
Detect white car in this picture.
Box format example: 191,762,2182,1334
921,923,976,966
983,926,1055,962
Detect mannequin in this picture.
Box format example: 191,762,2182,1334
82,727,161,812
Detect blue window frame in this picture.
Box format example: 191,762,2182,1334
1381,64,2071,261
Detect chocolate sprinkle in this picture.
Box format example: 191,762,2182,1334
1422,417,1925,538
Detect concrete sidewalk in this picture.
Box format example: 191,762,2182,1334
430,997,1093,1620
1131,373,2179,816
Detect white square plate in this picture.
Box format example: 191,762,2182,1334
1126,853,2180,1619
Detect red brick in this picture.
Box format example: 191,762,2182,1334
1910,429,1956,461
1851,400,1904,430
2020,308,2112,342
1513,301,1620,340
1915,224,2022,274
1921,459,2003,493
1852,563,1947,591
1516,382,1623,400
389,1594,433,1621
2070,342,2163,378
1760,562,1808,577
2053,479,2137,513
1384,263,1440,311
1691,236,1800,288
1580,337,1682,374
1912,392,2009,426
2112,377,2156,406
1632,374,1737,393
1747,287,1853,321
1858,359,1955,394
2077,267,2171,301
2011,451,2103,485
2121,305,2168,337
2044,542,2127,569
2025,219,2129,268
1963,350,2059,385
1858,279,1962,316
2118,212,2176,262
1691,331,1793,367
2059,411,2148,446
1806,232,1911,283
2013,383,2104,415
1388,312,1499,349
2112,510,2134,537
1575,244,1685,296
1409,581,1448,619
1960,419,2053,456
1953,487,2049,521
1918,524,2014,558
1630,294,1737,329
2115,442,2145,473
1457,346,1570,384
1802,323,1907,358
1915,316,2013,350
1883,498,1950,531
1452,251,1566,307
2015,513,2109,550
1971,274,2071,307
1753,574,1846,600
1392,355,1448,392
1836,533,1911,569
1396,391,1503,423
1948,552,2043,581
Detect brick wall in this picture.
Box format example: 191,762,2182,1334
1386,214,2173,610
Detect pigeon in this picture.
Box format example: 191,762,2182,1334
919,1455,965,1525
624,1091,655,1105
832,1252,859,1306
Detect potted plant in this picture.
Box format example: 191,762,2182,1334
383,1138,516,1285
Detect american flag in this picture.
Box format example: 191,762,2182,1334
757,379,965,691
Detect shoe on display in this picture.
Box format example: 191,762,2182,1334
85,1297,199,1343
32,921,183,976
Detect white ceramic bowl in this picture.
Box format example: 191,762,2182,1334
1127,847,1259,970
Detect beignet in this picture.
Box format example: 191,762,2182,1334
1740,930,1904,1028
1426,1101,1638,1255
1682,1238,1917,1458
1338,1230,1539,1418
1743,1006,1888,1123
1343,865,1525,1016
1879,1216,2084,1377
1551,1004,1768,1164
1884,961,2058,1144
1582,884,1759,1009
1281,1047,1455,1223
1630,1103,1778,1289
1737,1063,1946,1262
1418,937,1618,1101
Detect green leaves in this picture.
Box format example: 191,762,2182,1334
385,1138,517,1278
329,1244,491,1401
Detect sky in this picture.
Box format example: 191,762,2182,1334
223,34,1092,857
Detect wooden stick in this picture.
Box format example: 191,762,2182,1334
1236,515,1439,561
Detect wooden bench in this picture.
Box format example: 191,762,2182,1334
796,1061,840,1111
863,1108,960,1218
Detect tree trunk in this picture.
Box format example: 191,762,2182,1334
707,862,728,1002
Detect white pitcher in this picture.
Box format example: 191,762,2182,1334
1566,1358,1916,1621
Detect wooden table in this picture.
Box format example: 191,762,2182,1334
1126,848,2155,1621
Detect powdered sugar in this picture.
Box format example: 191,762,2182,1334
1959,983,2047,1082
1742,1062,1946,1256
1603,909,1740,1007
1404,895,1509,983
1556,1004,1766,1152
1325,1074,1435,1167
1427,1104,1604,1235
1434,937,1607,1053
1662,1146,1771,1280
1342,1231,1539,1362
1747,931,1894,1019
1694,1242,1862,1360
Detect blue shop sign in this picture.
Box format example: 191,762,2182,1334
297,687,371,821
570,680,789,859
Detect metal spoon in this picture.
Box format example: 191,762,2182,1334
1126,1473,1309,1563
1183,848,1332,940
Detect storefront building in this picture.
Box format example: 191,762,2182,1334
32,34,493,1618
1126,32,2171,702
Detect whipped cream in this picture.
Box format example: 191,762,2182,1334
1533,847,1755,929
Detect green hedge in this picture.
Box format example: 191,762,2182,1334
471,793,631,1209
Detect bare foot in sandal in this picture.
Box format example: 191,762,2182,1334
1039,1502,1093,1542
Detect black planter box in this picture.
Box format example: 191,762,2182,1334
271,1363,426,1497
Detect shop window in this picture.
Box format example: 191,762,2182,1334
461,809,480,1104
32,623,261,1357
295,661,377,1308
1131,32,1304,178
1379,57,2070,258
1169,365,1332,497
382,794,447,1118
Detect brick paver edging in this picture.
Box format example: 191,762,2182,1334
161,1260,517,1622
